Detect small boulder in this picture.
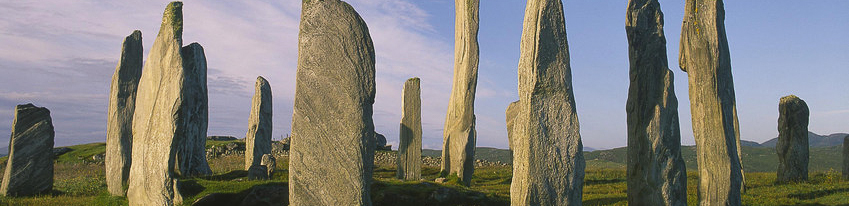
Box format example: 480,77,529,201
247,165,269,180
260,154,276,178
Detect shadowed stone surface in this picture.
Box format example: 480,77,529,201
397,77,422,181
441,0,480,187
127,2,186,205
246,76,273,170
248,165,269,180
511,0,585,205
1,104,54,197
106,30,143,197
625,0,687,205
504,100,519,151
175,42,212,177
289,0,376,205
679,0,743,205
776,95,809,182
844,136,849,179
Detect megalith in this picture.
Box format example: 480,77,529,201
679,0,743,205
397,77,422,181
776,95,809,182
106,30,143,196
175,42,212,177
844,135,849,179
511,0,585,205
127,2,190,205
504,100,519,151
1,104,54,197
625,0,687,205
440,0,480,187
289,0,376,205
245,76,273,170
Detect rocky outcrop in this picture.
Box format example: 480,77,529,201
397,77,422,181
106,30,144,196
375,132,391,151
175,42,212,177
776,95,809,182
441,0,480,187
625,0,687,205
127,2,188,205
511,0,585,205
504,100,519,151
679,0,743,205
245,76,272,170
289,0,376,205
1,104,54,197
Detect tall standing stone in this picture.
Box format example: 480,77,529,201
440,0,480,187
776,95,809,182
625,0,687,205
843,135,849,179
504,100,519,151
245,76,273,170
175,42,212,177
397,77,422,181
128,2,188,205
106,30,144,196
511,0,585,205
289,0,376,205
1,104,54,197
679,0,743,205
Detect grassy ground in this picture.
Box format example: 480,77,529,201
1,142,848,205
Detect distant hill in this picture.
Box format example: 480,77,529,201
759,132,848,148
425,143,844,173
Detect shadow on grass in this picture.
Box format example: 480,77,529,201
179,179,205,198
197,170,248,181
584,196,626,205
787,187,849,200
189,182,287,206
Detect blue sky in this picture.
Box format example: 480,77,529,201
0,0,846,150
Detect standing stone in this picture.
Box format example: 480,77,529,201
1,104,54,197
679,0,743,205
511,0,585,205
843,135,849,179
261,154,276,178
289,0,376,205
776,95,809,182
625,0,687,205
440,0,480,187
245,76,273,170
397,77,422,181
128,2,187,205
106,30,143,196
175,42,213,177
504,100,519,151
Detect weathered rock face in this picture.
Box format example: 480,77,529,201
441,0,480,187
679,0,743,205
1,104,54,197
106,30,143,197
175,42,212,177
625,0,688,205
245,76,273,170
127,2,187,205
504,100,519,151
776,95,809,182
289,0,376,205
261,154,276,178
397,77,422,181
511,0,585,205
844,136,849,179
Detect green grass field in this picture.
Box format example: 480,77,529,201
0,142,848,205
